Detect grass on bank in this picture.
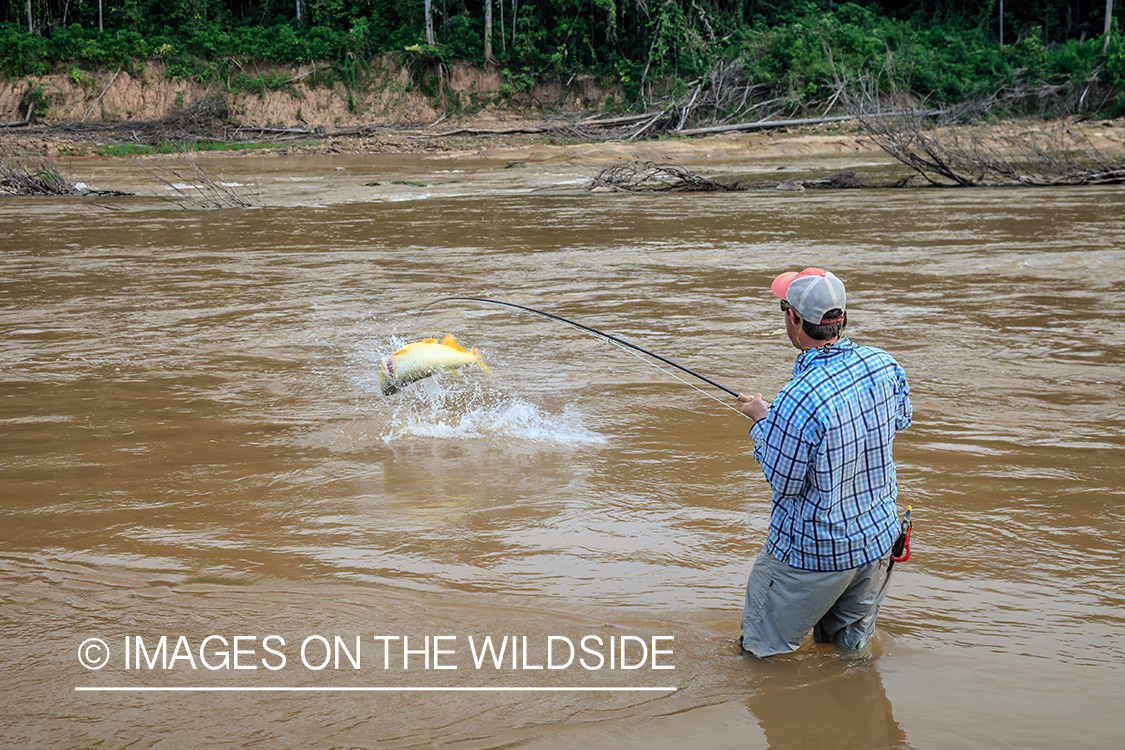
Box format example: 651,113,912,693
93,140,291,156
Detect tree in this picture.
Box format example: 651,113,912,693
1106,0,1115,53
424,0,435,45
484,0,495,64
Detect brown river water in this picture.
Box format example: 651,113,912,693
2,144,1123,749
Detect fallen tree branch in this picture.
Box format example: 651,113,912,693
837,59,1125,186
139,149,261,208
588,161,915,192
0,110,31,128
81,69,122,123
578,112,660,127
627,111,667,141
283,64,316,85
234,125,314,135
676,114,860,137
675,111,942,138
416,125,561,137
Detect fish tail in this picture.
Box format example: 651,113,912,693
471,347,491,377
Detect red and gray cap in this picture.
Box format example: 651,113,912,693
771,267,846,324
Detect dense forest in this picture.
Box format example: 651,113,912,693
1,0,1123,117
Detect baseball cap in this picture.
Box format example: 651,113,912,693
771,267,846,324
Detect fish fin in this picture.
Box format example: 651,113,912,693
471,347,491,377
391,338,437,356
440,333,469,353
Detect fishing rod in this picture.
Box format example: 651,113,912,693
422,296,743,400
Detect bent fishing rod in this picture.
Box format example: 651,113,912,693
422,296,746,408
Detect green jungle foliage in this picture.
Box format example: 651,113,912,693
1,0,1123,115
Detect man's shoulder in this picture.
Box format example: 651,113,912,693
784,344,905,404
846,342,906,374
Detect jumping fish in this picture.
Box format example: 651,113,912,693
378,334,491,395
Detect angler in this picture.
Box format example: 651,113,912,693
737,268,913,658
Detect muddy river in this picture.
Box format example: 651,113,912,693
2,143,1123,748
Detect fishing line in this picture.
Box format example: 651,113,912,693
603,338,747,416
422,296,748,415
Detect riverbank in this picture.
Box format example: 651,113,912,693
5,59,1124,166
8,117,1125,170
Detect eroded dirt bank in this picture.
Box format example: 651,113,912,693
0,56,619,155
0,58,583,130
2,57,1125,165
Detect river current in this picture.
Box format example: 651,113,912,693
1,142,1123,748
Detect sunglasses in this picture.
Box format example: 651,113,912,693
780,300,792,313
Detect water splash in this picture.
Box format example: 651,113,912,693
380,377,605,446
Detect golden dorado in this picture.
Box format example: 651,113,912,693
378,334,491,395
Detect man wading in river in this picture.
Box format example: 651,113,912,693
736,268,912,657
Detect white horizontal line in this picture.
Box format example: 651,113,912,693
75,686,677,693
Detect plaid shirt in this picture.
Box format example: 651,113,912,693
749,336,912,571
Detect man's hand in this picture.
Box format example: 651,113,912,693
737,393,769,422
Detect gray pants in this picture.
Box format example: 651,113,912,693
740,548,893,657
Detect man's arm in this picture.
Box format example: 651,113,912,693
746,398,815,498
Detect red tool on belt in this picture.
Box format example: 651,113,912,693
890,506,912,565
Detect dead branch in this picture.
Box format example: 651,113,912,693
578,113,660,127
589,161,735,192
837,58,1125,187
81,69,121,123
422,125,560,137
155,94,230,142
139,149,261,208
0,138,76,195
0,110,32,128
588,161,914,193
234,125,314,135
677,114,862,137
626,111,666,142
847,99,1125,186
283,64,316,85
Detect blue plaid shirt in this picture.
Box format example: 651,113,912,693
749,336,912,571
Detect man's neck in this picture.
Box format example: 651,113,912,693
798,332,840,350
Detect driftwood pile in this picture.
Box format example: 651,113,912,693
588,161,911,192
838,66,1125,187
848,112,1125,186
589,162,733,192
0,136,253,205
0,139,75,195
154,95,231,142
